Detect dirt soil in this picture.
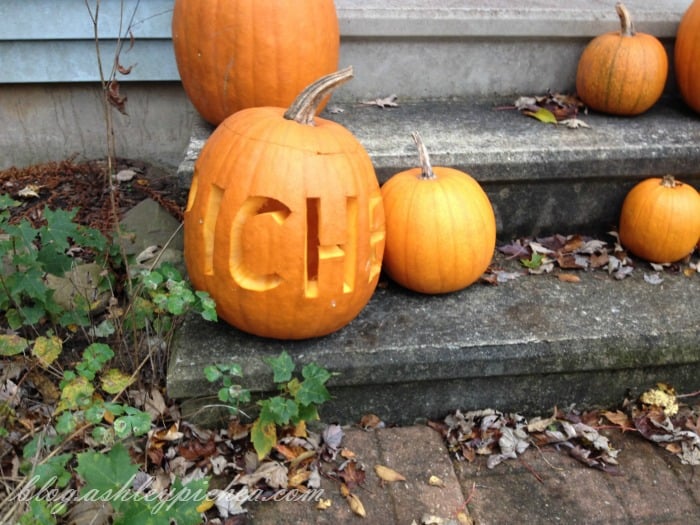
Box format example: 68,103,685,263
0,157,187,234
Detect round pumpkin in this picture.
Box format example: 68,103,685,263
618,175,700,263
380,132,496,294
172,0,339,125
675,0,700,113
575,2,668,116
184,68,386,340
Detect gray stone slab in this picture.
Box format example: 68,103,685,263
178,97,700,238
168,260,700,426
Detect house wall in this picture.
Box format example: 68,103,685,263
0,0,690,170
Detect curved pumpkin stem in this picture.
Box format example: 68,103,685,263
411,131,437,180
284,66,353,126
615,2,635,37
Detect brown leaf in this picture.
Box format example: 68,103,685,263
177,436,217,461
602,410,632,429
107,79,128,115
557,273,581,283
338,459,366,489
359,413,385,430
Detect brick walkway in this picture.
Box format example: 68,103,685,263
245,424,699,524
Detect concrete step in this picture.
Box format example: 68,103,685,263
168,253,700,426
333,0,688,101
177,96,700,240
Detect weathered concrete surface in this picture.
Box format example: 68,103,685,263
178,97,700,239
168,260,700,426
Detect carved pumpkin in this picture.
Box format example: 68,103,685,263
619,175,700,263
380,132,496,294
576,3,668,116
675,0,700,113
171,0,340,125
184,68,386,339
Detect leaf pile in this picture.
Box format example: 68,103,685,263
509,91,590,128
429,408,621,474
489,232,699,284
430,384,700,477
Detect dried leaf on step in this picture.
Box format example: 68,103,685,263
428,475,445,487
316,498,332,510
560,118,591,129
557,273,581,283
643,273,664,285
360,94,398,108
374,464,406,482
359,413,385,430
345,491,367,517
602,410,633,429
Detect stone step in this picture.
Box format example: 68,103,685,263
333,0,687,101
177,96,700,240
168,253,700,426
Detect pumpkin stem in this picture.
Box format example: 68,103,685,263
615,2,635,37
411,131,437,180
284,66,353,126
661,174,680,188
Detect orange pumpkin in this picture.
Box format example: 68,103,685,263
675,0,700,113
184,68,386,339
619,175,700,263
171,0,339,125
576,2,668,116
380,132,496,294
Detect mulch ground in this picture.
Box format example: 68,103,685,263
0,157,187,235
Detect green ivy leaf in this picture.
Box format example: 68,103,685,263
251,418,277,460
266,351,295,384
40,208,80,254
264,396,298,425
113,407,151,438
76,343,114,381
520,251,544,270
22,453,72,489
19,498,59,525
0,334,29,356
76,443,139,510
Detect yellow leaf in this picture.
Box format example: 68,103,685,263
32,335,63,368
524,107,557,124
316,498,332,510
374,464,406,482
56,376,94,414
101,368,134,394
345,492,366,518
428,475,444,487
195,498,215,513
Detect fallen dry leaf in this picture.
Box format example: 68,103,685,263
374,464,406,482
360,94,398,108
557,273,581,283
345,491,366,518
428,475,444,487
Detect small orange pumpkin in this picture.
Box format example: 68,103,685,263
171,0,340,125
618,175,700,263
380,132,496,294
576,2,668,116
184,68,386,339
675,0,700,113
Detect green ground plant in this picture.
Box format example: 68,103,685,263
205,351,334,459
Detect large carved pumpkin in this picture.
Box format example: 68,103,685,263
184,68,386,339
172,0,340,125
675,0,700,113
